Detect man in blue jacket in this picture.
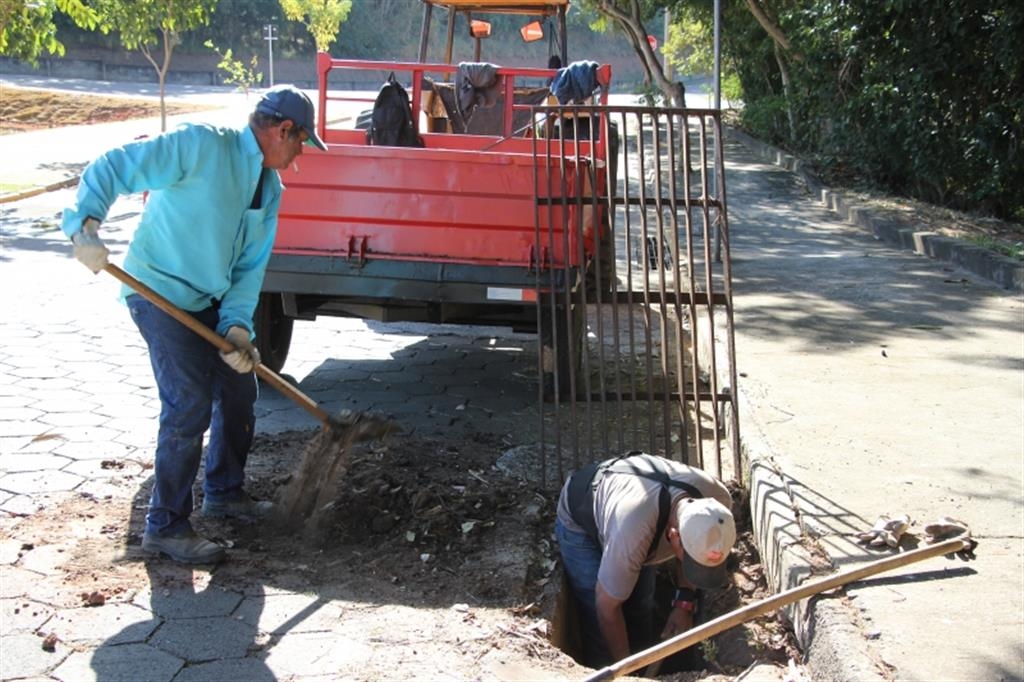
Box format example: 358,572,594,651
62,85,327,564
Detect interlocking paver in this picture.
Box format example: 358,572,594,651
8,377,81,392
16,542,77,576
0,469,83,494
136,586,243,620
63,458,145,479
0,493,44,515
52,440,136,461
36,412,111,428
48,425,123,444
45,603,160,645
172,657,278,682
233,593,345,635
0,452,72,472
29,399,97,415
148,616,256,662
52,642,183,682
1,631,71,678
0,597,55,633
259,631,374,677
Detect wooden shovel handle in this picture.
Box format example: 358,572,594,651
104,264,332,426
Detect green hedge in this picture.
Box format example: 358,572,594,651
725,0,1023,222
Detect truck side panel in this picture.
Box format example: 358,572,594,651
277,144,592,268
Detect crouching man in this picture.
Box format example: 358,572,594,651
554,452,737,667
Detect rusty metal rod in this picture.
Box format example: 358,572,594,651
583,536,973,681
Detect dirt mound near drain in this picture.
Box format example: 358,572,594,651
2,427,800,680
234,429,800,676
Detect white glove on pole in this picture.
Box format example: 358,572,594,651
220,326,261,373
71,218,109,273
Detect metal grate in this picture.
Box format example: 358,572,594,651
530,103,740,487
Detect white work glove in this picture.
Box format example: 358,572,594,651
220,326,261,373
923,516,977,560
71,218,109,273
855,513,910,548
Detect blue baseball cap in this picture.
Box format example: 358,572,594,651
255,85,327,151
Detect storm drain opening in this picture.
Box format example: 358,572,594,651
544,487,800,677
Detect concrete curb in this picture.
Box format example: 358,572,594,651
724,128,910,679
740,383,887,682
725,127,1023,293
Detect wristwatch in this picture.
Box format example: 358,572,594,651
671,587,698,612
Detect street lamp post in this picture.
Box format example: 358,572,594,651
263,23,277,87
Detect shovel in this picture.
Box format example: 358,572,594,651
103,264,393,441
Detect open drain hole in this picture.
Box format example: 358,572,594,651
548,566,711,675
545,500,801,677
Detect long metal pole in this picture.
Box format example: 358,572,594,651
712,0,722,262
265,24,277,87
713,0,721,111
583,537,973,681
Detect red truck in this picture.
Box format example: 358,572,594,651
255,0,615,390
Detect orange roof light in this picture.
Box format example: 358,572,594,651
520,20,544,42
470,19,492,38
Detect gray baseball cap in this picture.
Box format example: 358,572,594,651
255,85,327,151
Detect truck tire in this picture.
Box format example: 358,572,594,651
540,299,585,400
254,293,294,374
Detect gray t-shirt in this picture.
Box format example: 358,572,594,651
556,454,732,600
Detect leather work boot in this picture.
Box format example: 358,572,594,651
201,494,274,520
142,530,226,564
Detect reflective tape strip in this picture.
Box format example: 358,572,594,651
486,287,538,302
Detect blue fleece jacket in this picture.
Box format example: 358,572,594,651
61,122,281,337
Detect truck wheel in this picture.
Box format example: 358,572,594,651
540,299,585,400
254,293,294,374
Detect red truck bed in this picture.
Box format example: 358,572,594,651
256,52,613,371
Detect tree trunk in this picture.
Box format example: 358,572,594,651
744,0,802,61
774,42,796,140
595,0,684,107
158,28,175,132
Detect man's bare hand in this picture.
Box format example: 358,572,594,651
661,607,694,640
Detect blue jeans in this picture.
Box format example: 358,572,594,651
555,518,656,667
128,295,258,537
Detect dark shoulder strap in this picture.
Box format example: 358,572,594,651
651,485,672,557
607,456,704,558
567,454,703,555
566,457,621,540
606,457,704,500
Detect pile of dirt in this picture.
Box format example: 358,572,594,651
224,428,800,677
3,426,800,679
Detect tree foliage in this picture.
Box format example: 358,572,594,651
580,0,684,105
205,39,261,95
91,0,216,131
675,0,1022,221
0,0,101,63
278,0,351,53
